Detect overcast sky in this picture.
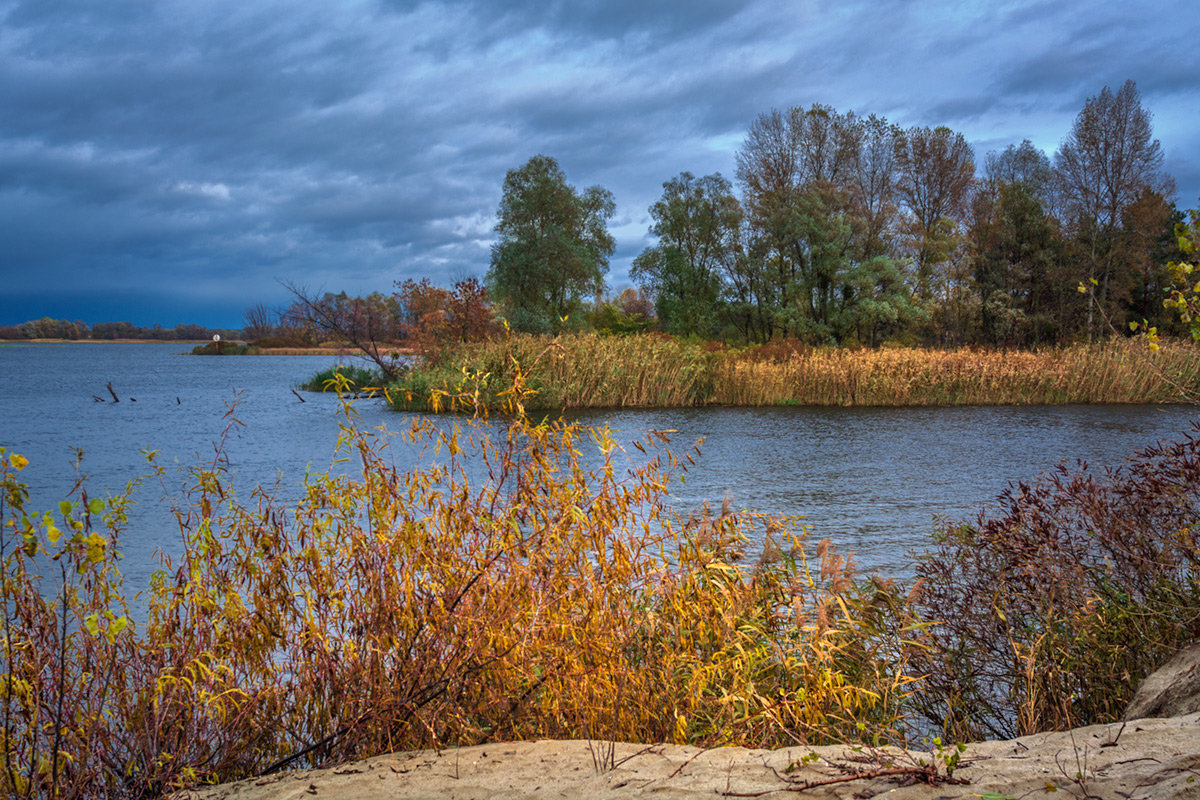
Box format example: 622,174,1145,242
2,0,1198,328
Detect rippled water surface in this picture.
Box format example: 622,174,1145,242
2,342,1196,584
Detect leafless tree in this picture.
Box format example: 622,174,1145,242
282,282,405,380
735,107,801,209
1055,80,1174,335
895,126,976,299
1055,80,1170,231
984,139,1056,209
242,303,277,342
847,114,902,260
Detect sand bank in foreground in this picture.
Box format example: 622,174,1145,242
187,713,1200,800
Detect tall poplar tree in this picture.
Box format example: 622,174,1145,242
487,155,615,333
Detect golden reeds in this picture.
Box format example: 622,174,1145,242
391,334,1200,412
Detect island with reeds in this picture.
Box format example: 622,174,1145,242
375,333,1200,412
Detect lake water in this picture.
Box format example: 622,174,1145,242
2,342,1197,586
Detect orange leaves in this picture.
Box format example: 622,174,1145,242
0,376,927,797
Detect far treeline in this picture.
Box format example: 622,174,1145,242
0,319,239,341
269,80,1196,376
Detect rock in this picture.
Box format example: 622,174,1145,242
1126,641,1200,720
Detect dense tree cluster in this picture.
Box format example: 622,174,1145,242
276,79,1185,352
629,80,1182,346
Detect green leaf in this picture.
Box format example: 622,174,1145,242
88,498,104,515
84,613,100,636
59,500,72,517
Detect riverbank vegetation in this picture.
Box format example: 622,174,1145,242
383,333,1200,412
5,376,1200,797
299,364,382,392
0,389,918,798
911,428,1200,741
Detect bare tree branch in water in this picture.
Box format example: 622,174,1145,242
282,281,406,380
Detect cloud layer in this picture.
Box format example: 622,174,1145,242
2,0,1197,326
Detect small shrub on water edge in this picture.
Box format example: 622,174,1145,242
191,342,254,356
300,364,384,392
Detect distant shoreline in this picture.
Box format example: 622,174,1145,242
6,339,392,356
10,338,213,344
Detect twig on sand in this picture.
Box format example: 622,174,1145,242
722,765,963,796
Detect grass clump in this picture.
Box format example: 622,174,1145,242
0,377,919,797
387,333,1200,412
387,333,723,412
300,363,385,393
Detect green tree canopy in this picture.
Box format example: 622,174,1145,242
486,155,615,333
632,172,742,337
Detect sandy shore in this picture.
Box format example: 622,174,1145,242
185,713,1200,799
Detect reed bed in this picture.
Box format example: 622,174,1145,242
390,333,723,411
715,339,1200,406
390,334,1200,412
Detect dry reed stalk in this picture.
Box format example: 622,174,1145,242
392,335,1200,411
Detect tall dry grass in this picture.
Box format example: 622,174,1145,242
389,333,723,411
715,339,1200,406
389,333,1200,412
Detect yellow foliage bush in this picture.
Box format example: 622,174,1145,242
0,372,921,797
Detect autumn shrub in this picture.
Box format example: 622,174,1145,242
908,426,1200,742
740,336,812,363
0,373,920,797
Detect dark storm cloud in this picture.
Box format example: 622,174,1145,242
384,0,753,42
1,0,1197,327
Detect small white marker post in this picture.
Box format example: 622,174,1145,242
213,333,221,355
